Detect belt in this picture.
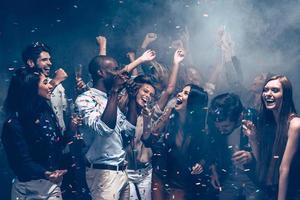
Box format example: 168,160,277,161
86,162,127,171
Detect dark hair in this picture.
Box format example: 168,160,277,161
22,42,51,66
3,67,45,119
208,93,243,123
169,84,208,142
88,55,118,82
134,75,156,93
257,75,296,185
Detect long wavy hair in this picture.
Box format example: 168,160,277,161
257,75,297,185
167,84,208,151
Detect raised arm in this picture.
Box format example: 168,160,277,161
141,33,158,49
122,50,156,74
96,36,107,56
156,48,185,110
278,118,300,200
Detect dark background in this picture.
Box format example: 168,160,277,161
1,0,300,199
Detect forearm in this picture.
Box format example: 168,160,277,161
101,92,118,129
165,63,180,94
278,169,289,200
124,57,144,73
127,98,137,126
99,47,106,56
156,91,171,111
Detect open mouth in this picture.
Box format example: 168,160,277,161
141,96,149,104
43,67,51,73
176,98,183,105
265,98,275,104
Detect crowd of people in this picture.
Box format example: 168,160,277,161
1,31,300,200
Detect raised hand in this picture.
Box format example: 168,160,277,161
144,33,157,44
140,49,156,62
96,36,107,46
50,68,68,87
173,48,185,65
142,33,158,49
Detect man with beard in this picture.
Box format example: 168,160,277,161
75,55,137,200
22,42,68,131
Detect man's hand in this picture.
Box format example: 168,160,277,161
45,169,67,184
110,71,129,93
76,77,87,91
173,49,185,65
232,150,253,165
96,36,107,46
50,68,68,87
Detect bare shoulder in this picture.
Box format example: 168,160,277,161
288,117,300,136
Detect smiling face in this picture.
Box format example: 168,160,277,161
136,83,155,107
38,74,53,100
35,51,52,77
175,85,191,112
262,79,283,111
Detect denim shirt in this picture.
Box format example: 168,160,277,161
75,88,135,166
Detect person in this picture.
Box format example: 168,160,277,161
124,76,156,200
142,84,210,200
75,55,138,200
207,93,261,200
22,42,68,131
243,75,300,200
2,68,71,200
119,48,184,200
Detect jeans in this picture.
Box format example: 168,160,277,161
127,166,152,200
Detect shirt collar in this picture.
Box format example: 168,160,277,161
89,88,108,98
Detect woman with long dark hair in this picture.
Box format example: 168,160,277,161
243,75,300,200
2,68,70,199
142,84,210,200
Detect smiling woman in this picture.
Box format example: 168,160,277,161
1,68,68,200
243,75,300,200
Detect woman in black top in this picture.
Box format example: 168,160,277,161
2,68,70,199
142,84,210,200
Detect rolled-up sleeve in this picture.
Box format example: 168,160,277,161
120,119,135,137
75,94,114,136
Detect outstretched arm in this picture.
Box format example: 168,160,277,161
122,50,156,73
